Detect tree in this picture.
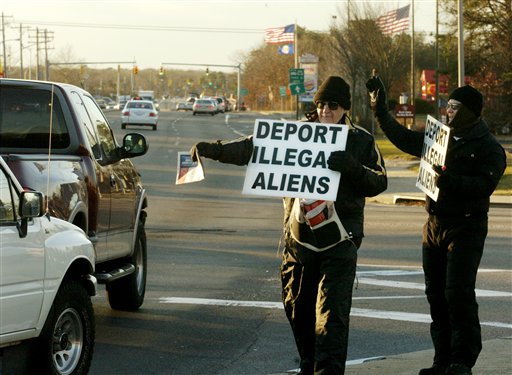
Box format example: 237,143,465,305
442,0,512,131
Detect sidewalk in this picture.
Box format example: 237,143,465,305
345,336,512,375
368,160,511,207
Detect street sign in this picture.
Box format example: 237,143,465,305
289,68,304,85
279,86,287,97
289,83,305,95
240,88,249,96
395,104,415,118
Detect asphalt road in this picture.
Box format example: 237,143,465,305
85,109,511,375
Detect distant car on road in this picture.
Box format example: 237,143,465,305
176,101,193,111
193,99,218,116
122,99,158,130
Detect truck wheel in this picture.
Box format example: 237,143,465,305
33,280,95,375
107,223,147,311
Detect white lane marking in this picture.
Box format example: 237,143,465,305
158,297,512,329
346,356,386,365
357,277,512,297
358,263,512,273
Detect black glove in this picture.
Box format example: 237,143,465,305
365,75,388,117
327,151,364,179
433,164,460,192
189,141,221,162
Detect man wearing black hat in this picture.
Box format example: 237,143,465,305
366,77,506,375
190,76,387,374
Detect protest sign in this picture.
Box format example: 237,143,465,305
176,152,205,184
242,119,348,200
416,115,451,201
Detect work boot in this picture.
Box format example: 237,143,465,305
445,363,472,375
418,364,447,375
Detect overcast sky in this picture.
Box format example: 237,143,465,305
2,0,438,72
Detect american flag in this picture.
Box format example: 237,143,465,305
265,24,295,44
376,5,410,35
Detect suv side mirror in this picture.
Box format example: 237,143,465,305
20,191,45,218
121,133,149,158
18,191,44,238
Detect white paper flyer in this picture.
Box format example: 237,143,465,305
175,151,205,184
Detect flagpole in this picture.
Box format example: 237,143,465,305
457,0,464,86
295,20,299,119
410,0,415,115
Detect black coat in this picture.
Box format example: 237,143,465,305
214,118,388,240
377,112,506,217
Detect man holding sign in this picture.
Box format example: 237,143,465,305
366,76,506,375
190,76,387,374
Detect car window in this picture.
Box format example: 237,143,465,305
82,95,118,160
70,91,102,160
0,86,70,149
0,169,16,222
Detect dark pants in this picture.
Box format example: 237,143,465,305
281,238,359,375
422,214,487,368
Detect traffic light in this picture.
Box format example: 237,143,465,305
206,67,209,76
133,66,139,75
159,66,164,76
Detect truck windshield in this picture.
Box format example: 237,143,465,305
0,86,70,149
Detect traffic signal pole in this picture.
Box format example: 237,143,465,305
161,62,241,111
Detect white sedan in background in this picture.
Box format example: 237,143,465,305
192,99,217,116
121,99,158,130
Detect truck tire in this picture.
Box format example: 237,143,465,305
33,279,95,375
107,222,147,311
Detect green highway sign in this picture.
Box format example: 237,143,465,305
279,86,288,97
240,88,249,96
289,83,305,95
289,68,304,85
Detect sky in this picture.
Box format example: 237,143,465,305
1,0,439,73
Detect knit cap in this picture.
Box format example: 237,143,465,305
313,76,351,110
448,85,483,117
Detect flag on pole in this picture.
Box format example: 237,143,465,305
376,5,410,35
278,44,294,55
265,24,295,44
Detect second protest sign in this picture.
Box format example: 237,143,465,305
242,119,348,201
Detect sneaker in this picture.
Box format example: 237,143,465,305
446,363,472,375
418,364,448,375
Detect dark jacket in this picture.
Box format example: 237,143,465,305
377,112,506,217
214,117,387,242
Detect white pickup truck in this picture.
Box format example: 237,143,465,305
0,157,97,374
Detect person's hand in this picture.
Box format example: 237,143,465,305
365,74,388,116
189,142,221,162
433,164,460,191
327,151,364,179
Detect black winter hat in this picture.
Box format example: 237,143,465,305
313,76,351,110
448,85,483,117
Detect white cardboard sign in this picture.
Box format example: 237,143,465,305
416,115,451,201
242,119,348,200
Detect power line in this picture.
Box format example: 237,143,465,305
15,20,263,34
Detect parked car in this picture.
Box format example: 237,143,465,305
176,101,193,111
122,99,158,130
0,156,96,374
213,96,226,113
193,99,217,116
1,78,149,312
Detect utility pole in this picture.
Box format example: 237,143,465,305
43,29,53,80
1,12,10,78
19,24,24,78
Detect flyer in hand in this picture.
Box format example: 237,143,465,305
176,151,205,184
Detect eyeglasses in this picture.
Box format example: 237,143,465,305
316,101,341,110
446,102,462,110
